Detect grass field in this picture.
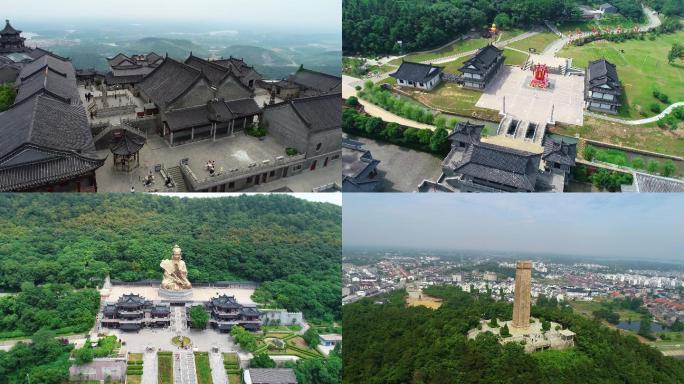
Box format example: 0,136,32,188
560,31,684,119
406,294,442,309
558,15,641,34
570,300,643,321
390,29,528,65
227,374,242,384
411,82,501,121
551,116,684,158
126,353,143,384
508,32,559,54
503,48,530,66
158,353,174,384
194,352,213,384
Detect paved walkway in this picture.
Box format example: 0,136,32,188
586,102,684,125
142,350,158,384
174,351,197,384
209,352,229,384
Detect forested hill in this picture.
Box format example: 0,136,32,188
343,0,582,55
343,286,684,383
0,194,341,320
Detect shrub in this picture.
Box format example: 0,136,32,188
647,160,660,173
632,157,644,169
346,96,359,107
286,148,298,156
583,145,597,161
650,103,662,113
662,160,676,177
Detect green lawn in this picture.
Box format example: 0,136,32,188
195,352,213,384
411,82,501,121
569,300,644,321
558,15,641,34
388,31,529,65
508,32,559,54
158,353,174,384
502,48,530,66
560,31,684,119
227,374,242,384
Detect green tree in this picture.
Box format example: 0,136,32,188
662,160,676,177
500,323,511,337
345,96,359,107
429,127,450,153
647,160,660,174
231,326,258,352
0,84,16,112
303,328,321,349
668,43,684,64
189,306,209,329
252,353,276,368
490,317,499,328
494,13,512,29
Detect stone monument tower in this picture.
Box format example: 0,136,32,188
511,260,532,330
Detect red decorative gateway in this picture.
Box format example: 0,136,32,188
529,63,549,88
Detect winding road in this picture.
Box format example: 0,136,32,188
586,102,684,125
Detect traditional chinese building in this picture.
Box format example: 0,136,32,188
201,294,262,332
390,61,443,91
0,20,26,53
459,44,504,89
585,59,621,114
342,140,381,192
101,294,171,332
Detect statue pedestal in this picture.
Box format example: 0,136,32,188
159,288,193,301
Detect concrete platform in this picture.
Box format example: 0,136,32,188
477,66,584,126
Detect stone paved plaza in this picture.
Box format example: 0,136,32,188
477,66,584,126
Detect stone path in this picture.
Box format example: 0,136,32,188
142,350,158,384
209,351,229,384
586,102,684,125
173,351,197,384
174,306,185,333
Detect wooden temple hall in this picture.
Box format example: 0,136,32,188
163,98,262,146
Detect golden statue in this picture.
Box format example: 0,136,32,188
160,245,192,290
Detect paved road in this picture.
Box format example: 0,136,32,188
586,102,684,125
209,351,229,384
341,75,436,130
142,350,158,384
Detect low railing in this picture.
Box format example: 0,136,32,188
181,154,306,190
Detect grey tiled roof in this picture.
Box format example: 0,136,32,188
632,172,684,192
277,93,340,132
138,57,204,107
390,61,443,83
460,44,502,72
0,146,104,191
0,20,20,35
542,138,576,166
587,59,619,88
15,67,78,104
110,131,146,156
165,105,211,132
292,67,342,93
0,94,94,159
185,54,231,85
224,98,261,116
452,142,541,191
248,368,297,384
448,121,484,145
19,54,74,80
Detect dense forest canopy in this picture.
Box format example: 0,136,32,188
343,0,582,55
343,286,684,383
0,194,341,321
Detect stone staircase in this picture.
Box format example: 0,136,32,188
166,166,188,192
515,121,529,140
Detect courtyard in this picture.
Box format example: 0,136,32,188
345,135,443,192
476,65,585,126
95,132,296,192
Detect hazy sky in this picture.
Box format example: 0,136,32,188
343,194,683,260
3,0,341,29
159,192,341,206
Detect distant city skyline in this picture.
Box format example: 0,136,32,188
2,0,341,31
343,194,684,261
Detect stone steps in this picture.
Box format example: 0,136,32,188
167,166,188,192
